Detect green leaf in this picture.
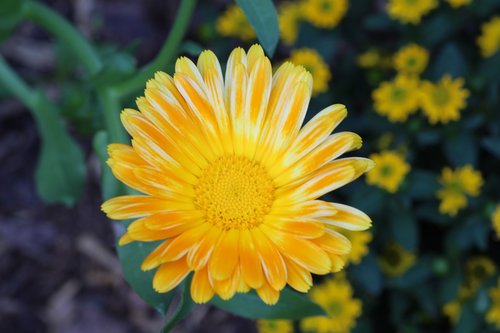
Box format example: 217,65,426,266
211,289,326,320
32,91,86,206
478,52,500,84
421,14,455,48
453,301,483,333
482,136,500,158
389,205,419,251
161,275,196,333
432,43,468,79
181,40,205,57
117,241,175,314
91,51,136,87
443,132,478,167
235,0,279,56
389,257,433,289
406,170,439,200
0,0,26,42
350,253,383,295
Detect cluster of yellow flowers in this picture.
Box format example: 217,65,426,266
387,0,474,25
371,43,470,125
437,165,483,217
443,257,496,323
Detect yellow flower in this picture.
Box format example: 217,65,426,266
393,44,429,76
492,205,500,239
372,75,420,123
379,242,416,277
279,2,302,45
420,75,469,125
302,0,348,29
101,45,373,305
366,151,410,193
216,5,255,41
487,279,500,329
446,0,472,8
478,16,500,58
257,320,294,333
461,256,496,296
301,275,362,333
289,48,331,96
387,0,438,25
437,165,483,216
343,231,372,265
443,299,461,324
357,50,381,69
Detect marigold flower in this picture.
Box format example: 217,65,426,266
216,5,255,41
257,320,293,333
302,0,348,29
102,45,373,305
379,242,416,277
477,16,500,58
301,275,362,333
288,48,331,96
487,279,500,329
436,165,483,216
366,151,410,193
446,0,473,8
393,43,429,76
420,75,469,125
387,0,438,25
278,2,302,45
372,75,420,123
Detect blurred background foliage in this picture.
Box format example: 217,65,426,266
1,0,500,332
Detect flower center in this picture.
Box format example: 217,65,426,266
380,164,394,178
194,155,275,230
321,0,332,11
406,57,417,68
391,87,407,102
328,301,343,316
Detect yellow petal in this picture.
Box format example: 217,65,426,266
175,56,205,89
320,203,372,231
312,229,351,255
102,195,192,220
191,266,215,303
141,240,171,271
208,229,240,281
247,44,265,72
155,223,211,263
256,279,280,305
133,166,196,198
239,229,264,289
252,228,287,291
283,257,312,293
140,210,204,231
261,224,331,275
270,200,337,219
152,258,191,293
264,216,325,239
212,266,240,300
118,233,133,246
187,226,221,270
227,63,247,155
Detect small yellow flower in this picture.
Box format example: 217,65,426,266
357,50,381,68
257,320,294,333
372,75,420,123
461,256,496,297
387,0,438,25
420,75,469,125
393,44,429,76
379,242,416,277
289,48,331,95
302,0,348,29
492,205,500,239
102,45,373,305
446,0,473,8
366,151,410,193
279,2,302,45
478,16,500,58
487,279,500,329
443,299,462,324
216,5,255,41
343,231,372,265
437,165,483,216
301,275,362,333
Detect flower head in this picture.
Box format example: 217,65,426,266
257,320,294,333
446,0,473,8
387,0,438,25
492,205,500,239
437,165,483,216
366,151,410,193
379,242,416,277
487,279,500,329
216,5,255,41
301,275,362,333
478,16,500,58
461,256,496,296
102,45,373,305
302,0,348,29
420,75,469,125
289,48,331,96
372,75,421,123
278,2,302,45
393,43,429,76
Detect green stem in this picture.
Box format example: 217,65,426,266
111,0,197,99
24,1,102,74
0,56,37,109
